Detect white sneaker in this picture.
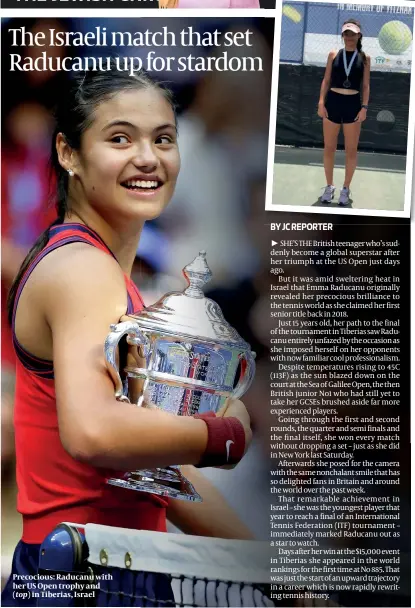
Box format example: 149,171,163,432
338,187,351,205
321,185,335,203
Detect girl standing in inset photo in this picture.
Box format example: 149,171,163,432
318,19,370,206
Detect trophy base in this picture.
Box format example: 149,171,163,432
107,466,202,502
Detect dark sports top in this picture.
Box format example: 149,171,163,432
12,223,168,544
330,49,364,91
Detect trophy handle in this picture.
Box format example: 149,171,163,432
104,321,150,403
233,351,256,400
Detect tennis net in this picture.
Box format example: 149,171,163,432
38,523,274,607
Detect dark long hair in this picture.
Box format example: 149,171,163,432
342,18,367,64
7,63,176,325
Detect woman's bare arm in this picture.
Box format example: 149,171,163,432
318,51,336,116
319,51,335,103
362,55,370,106
355,55,370,122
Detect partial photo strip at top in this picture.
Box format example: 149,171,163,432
0,0,275,10
266,0,415,217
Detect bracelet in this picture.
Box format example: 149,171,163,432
361,104,368,109
193,412,246,468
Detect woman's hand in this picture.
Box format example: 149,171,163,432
317,102,328,119
355,108,367,123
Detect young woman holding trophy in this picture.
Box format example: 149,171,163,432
2,68,254,605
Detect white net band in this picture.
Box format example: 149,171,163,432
85,523,272,585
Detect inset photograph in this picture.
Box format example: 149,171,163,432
270,1,414,215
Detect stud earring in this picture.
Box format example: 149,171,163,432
67,169,74,177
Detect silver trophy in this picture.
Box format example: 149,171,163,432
104,251,256,502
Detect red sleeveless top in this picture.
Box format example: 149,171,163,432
12,223,168,544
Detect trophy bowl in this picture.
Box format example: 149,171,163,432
104,251,256,501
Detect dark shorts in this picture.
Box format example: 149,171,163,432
2,541,41,607
325,90,361,124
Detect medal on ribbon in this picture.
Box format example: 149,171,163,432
343,49,358,89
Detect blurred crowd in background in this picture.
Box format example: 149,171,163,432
1,16,274,566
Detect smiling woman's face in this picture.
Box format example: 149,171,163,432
68,87,180,225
